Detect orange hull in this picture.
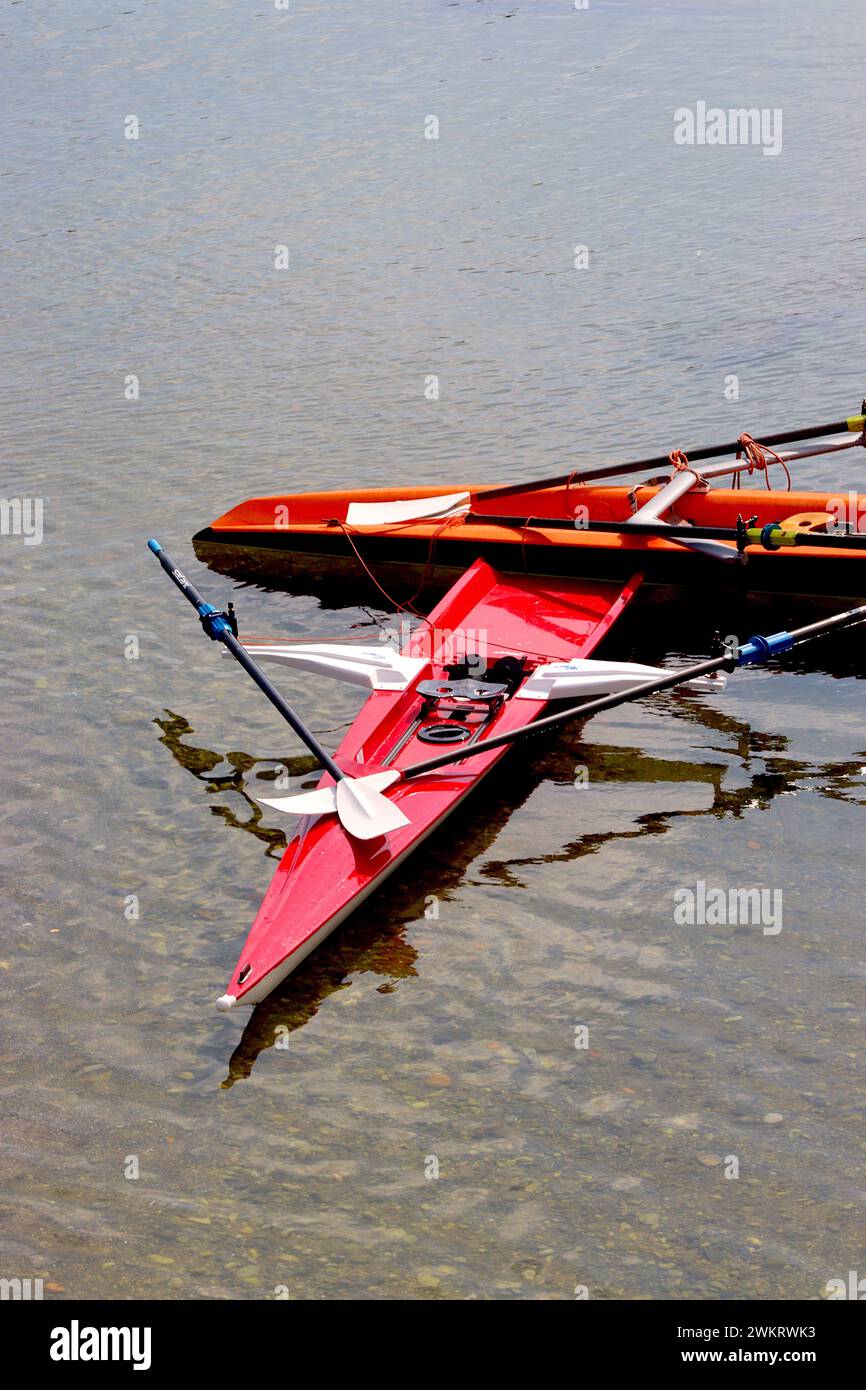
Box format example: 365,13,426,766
194,482,866,603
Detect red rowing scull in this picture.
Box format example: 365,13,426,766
216,559,644,1008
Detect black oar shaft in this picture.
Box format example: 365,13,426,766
148,540,345,783
401,657,728,778
399,603,866,780
483,414,864,499
464,512,866,551
219,630,345,781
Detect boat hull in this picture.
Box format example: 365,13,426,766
195,483,866,604
220,559,642,1008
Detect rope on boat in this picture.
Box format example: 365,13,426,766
733,433,792,491
668,448,707,488
326,512,463,629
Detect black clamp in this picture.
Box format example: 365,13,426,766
735,516,747,553
200,602,238,640
735,515,759,554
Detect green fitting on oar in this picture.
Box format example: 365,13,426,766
742,523,813,550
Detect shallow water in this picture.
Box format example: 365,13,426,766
2,0,865,1300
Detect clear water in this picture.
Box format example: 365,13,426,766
2,0,865,1300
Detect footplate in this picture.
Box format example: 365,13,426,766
416,678,508,702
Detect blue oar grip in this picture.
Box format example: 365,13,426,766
737,630,795,665
147,538,162,555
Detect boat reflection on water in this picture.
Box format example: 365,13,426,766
154,694,866,1086
192,537,443,614
154,709,317,860
192,535,858,630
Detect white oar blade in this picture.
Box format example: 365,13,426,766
670,537,743,564
335,773,409,841
685,670,727,693
258,769,406,840
517,659,727,701
345,492,470,525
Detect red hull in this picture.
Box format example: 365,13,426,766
220,560,640,1008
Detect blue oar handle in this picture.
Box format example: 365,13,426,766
736,631,795,665
147,539,345,783
147,539,235,638
738,602,866,665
